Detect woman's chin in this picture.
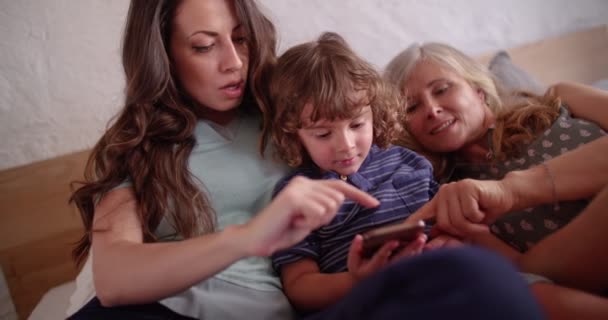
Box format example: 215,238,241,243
427,142,463,153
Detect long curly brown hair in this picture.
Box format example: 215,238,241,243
270,32,404,168
70,0,277,265
385,43,560,177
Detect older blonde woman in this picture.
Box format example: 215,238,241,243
385,42,608,319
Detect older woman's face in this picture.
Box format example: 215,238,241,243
403,60,490,153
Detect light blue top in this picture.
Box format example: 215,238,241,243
160,111,290,290
194,112,288,288
158,111,292,318
67,111,292,319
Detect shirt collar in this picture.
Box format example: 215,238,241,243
318,146,376,192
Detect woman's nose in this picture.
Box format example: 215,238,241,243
424,100,442,119
220,42,243,73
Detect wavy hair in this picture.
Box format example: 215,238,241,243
70,0,276,265
384,42,560,177
270,32,403,168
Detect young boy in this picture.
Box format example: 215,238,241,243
269,32,439,312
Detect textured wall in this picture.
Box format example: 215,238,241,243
1,0,607,170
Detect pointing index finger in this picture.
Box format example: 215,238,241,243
327,180,379,208
407,200,437,222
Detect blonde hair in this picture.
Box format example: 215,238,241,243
385,43,560,177
270,32,403,168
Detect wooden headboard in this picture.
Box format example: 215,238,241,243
0,24,606,319
476,24,608,85
0,150,89,318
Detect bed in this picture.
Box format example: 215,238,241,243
0,24,606,320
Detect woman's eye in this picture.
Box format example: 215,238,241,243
434,84,450,95
193,44,214,53
233,36,247,45
406,103,419,113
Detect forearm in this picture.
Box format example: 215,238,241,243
469,232,521,264
549,82,608,130
93,225,249,306
503,136,608,211
283,272,356,311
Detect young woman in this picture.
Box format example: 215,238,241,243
386,42,608,319
66,2,544,319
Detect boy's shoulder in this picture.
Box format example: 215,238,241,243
368,144,433,171
371,144,426,161
272,166,320,198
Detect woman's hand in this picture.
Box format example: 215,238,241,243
407,178,515,237
242,176,380,257
424,234,465,251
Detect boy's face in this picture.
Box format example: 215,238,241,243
297,105,374,176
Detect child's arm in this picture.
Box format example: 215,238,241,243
280,237,401,312
281,259,358,312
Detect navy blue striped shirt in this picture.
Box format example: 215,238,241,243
271,145,438,274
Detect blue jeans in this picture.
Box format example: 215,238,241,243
69,246,544,320
68,298,196,320
309,246,544,319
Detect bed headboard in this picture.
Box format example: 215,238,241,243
0,150,88,318
0,24,606,319
476,24,608,85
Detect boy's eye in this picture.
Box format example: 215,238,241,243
315,132,331,139
350,122,364,129
193,44,214,53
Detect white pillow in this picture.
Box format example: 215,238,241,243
28,281,76,320
592,78,608,90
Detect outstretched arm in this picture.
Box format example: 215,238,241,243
91,187,250,306
548,82,608,130
92,177,379,306
505,135,608,211
407,136,608,236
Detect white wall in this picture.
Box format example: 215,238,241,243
1,0,607,170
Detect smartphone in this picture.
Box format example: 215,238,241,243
361,220,426,258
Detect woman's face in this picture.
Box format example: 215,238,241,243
170,0,249,124
403,60,490,153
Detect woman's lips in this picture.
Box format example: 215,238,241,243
220,80,244,99
430,119,455,135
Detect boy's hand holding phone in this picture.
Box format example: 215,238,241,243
361,220,427,258
347,234,399,282
347,220,427,281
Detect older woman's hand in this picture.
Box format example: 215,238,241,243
407,179,515,237
424,234,465,251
